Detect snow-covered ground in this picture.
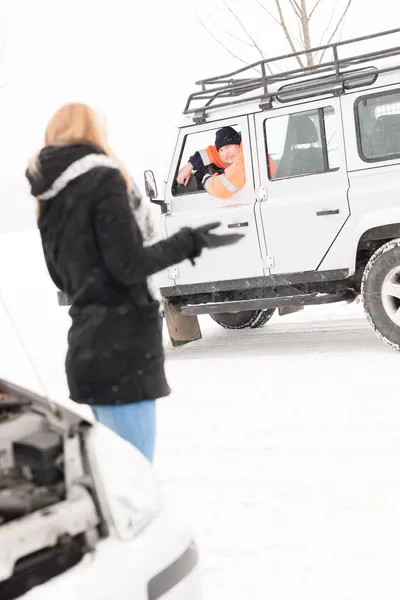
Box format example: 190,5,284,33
157,307,400,600
2,235,400,600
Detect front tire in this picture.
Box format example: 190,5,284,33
211,309,275,330
362,239,400,351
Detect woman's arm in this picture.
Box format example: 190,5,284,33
94,170,197,286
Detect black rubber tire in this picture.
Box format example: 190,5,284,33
250,308,276,329
361,239,400,351
211,309,275,330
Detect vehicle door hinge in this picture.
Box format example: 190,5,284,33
263,255,275,269
168,266,179,280
257,186,268,201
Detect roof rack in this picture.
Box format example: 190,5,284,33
184,28,400,122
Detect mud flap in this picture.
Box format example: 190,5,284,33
163,300,202,347
278,306,305,316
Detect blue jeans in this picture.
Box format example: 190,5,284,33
92,401,156,463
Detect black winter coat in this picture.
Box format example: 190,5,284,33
26,143,198,406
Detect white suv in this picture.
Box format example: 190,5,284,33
145,28,400,351
0,379,201,600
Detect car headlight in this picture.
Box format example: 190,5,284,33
86,423,163,540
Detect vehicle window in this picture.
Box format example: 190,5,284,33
265,107,338,179
356,91,400,162
172,124,241,196
324,108,340,170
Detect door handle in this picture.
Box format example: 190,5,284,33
228,222,249,228
316,209,340,216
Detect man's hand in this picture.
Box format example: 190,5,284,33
176,163,193,186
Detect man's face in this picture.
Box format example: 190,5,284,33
219,144,240,165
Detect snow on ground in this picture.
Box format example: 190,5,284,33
2,235,400,600
156,306,400,600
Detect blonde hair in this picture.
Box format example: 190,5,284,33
31,103,131,215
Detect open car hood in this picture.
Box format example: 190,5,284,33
0,379,94,434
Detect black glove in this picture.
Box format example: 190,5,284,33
202,173,212,190
189,222,244,263
206,164,225,176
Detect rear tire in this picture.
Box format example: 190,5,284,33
251,309,276,329
211,309,275,330
362,239,400,351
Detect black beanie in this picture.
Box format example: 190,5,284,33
215,126,241,151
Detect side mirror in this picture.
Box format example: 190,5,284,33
144,170,158,200
144,169,168,214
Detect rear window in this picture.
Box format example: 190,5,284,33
356,90,400,162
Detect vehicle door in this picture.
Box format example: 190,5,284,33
324,86,400,272
254,98,350,275
163,116,264,286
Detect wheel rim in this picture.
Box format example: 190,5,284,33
381,266,400,326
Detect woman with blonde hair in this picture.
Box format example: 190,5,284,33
26,103,242,462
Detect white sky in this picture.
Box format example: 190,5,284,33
0,0,399,232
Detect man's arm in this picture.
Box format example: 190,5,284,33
202,150,246,200
176,145,226,186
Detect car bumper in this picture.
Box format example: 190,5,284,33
17,501,202,600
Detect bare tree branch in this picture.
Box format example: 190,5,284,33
254,0,281,26
210,11,255,48
288,0,302,18
300,0,313,65
255,0,303,45
222,1,276,74
222,1,265,59
210,0,228,10
196,15,259,72
337,16,346,42
298,19,305,48
324,0,353,44
317,0,339,47
219,27,255,48
309,0,325,19
217,1,286,74
193,0,353,72
319,0,353,62
275,0,304,67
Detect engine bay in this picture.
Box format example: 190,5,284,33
0,403,65,524
0,381,102,600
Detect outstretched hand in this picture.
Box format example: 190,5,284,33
193,222,244,249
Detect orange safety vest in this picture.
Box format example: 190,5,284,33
268,155,278,178
202,145,227,170
202,144,278,199
204,144,245,200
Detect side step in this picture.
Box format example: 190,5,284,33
180,290,356,317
